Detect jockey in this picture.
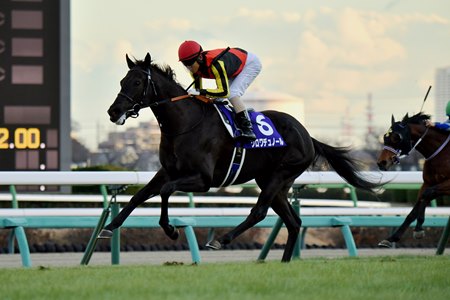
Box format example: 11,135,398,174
178,40,261,141
425,100,450,131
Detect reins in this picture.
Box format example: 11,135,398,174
426,133,450,161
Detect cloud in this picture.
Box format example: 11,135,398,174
283,6,450,123
72,39,105,73
291,7,441,99
235,7,304,24
114,39,134,63
237,7,277,21
145,18,194,31
281,12,302,23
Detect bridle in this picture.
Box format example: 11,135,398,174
117,67,158,119
116,65,213,136
117,67,203,117
384,121,450,166
383,124,429,164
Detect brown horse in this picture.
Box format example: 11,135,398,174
377,112,450,247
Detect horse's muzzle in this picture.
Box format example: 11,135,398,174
377,160,388,171
107,104,126,124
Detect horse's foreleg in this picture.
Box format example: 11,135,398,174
99,170,168,238
158,174,211,240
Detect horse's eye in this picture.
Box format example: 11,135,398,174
134,80,141,86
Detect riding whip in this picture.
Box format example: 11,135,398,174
420,85,432,112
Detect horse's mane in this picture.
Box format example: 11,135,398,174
134,59,179,84
402,112,431,124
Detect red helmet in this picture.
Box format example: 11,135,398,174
178,40,202,62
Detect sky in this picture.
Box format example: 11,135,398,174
71,0,450,150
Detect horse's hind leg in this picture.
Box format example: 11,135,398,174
379,183,441,247
378,199,422,248
270,186,302,262
99,169,168,238
207,173,295,253
414,180,450,239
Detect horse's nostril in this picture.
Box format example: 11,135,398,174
108,107,118,118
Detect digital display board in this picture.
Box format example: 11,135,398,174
0,0,70,190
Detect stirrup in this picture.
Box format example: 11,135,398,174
213,99,229,105
235,129,256,141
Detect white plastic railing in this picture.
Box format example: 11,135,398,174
0,171,422,208
0,171,423,185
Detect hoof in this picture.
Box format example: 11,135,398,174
378,240,393,248
413,230,425,239
98,229,113,239
168,226,179,240
205,239,222,250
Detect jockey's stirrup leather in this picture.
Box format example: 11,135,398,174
235,110,256,141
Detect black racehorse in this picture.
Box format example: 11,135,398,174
102,53,379,262
377,112,450,247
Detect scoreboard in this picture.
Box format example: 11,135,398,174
0,0,70,178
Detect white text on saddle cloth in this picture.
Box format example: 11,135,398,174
250,137,285,148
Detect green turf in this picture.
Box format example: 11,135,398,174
1,255,449,300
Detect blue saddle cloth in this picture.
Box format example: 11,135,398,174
214,103,287,149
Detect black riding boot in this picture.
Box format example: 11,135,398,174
235,110,256,141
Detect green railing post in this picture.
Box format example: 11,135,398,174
257,218,283,261
292,188,301,260
8,185,18,254
348,185,358,207
111,201,120,265
81,185,124,266
436,216,450,255
100,185,109,208
9,185,18,209
188,192,195,208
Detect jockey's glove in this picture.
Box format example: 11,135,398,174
188,89,200,96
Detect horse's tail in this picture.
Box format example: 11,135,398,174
312,138,380,192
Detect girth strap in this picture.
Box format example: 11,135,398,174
219,146,246,187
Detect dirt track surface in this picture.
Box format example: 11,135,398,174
1,248,447,269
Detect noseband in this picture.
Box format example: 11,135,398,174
383,126,429,163
118,68,158,118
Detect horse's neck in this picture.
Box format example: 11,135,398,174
413,125,449,158
150,78,206,135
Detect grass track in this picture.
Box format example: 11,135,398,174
1,255,449,300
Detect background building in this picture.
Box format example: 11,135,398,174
435,67,450,119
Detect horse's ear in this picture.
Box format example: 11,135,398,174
401,113,409,124
391,114,395,126
126,54,135,69
144,53,152,68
